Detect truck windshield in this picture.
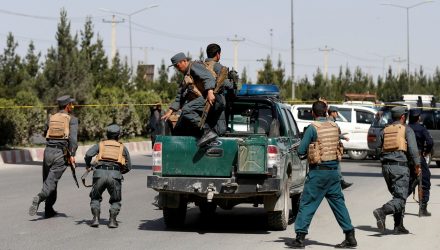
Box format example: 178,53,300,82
227,102,274,135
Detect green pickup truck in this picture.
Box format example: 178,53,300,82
147,84,307,230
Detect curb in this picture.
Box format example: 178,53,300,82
0,141,152,165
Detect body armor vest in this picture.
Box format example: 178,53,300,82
382,124,407,152
96,140,126,166
308,121,341,164
46,113,71,139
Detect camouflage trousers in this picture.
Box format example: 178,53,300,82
382,163,410,213
89,169,122,214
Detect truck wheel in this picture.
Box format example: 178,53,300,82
290,193,301,221
347,150,367,160
267,183,289,231
436,161,440,168
163,199,187,228
199,201,217,216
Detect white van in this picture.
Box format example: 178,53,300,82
291,104,376,160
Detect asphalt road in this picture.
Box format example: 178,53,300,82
1,156,440,250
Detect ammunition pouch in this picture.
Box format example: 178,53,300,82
383,124,407,153
46,113,71,139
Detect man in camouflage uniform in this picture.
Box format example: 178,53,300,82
29,95,78,218
373,106,421,234
84,124,131,228
161,52,218,147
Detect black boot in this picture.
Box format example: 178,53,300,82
341,180,353,190
90,208,100,227
286,233,306,249
393,212,409,235
44,207,58,218
335,229,357,248
108,211,118,228
373,204,393,232
29,195,41,216
419,203,431,217
197,128,217,147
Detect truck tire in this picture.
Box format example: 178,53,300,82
290,193,301,220
199,201,217,216
436,161,440,168
267,183,289,231
347,150,368,160
163,199,187,228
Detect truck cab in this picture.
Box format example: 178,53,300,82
147,84,307,230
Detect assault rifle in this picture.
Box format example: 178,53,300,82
69,162,79,188
198,66,229,129
411,164,423,215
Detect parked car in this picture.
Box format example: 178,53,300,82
367,104,440,166
291,104,376,160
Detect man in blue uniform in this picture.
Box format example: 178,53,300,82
29,95,78,218
328,106,353,190
287,101,356,249
84,124,131,228
373,106,421,234
408,108,433,216
161,52,218,147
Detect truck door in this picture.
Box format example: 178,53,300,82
281,107,306,186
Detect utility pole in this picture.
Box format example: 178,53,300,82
291,0,295,100
227,34,245,70
270,28,273,59
102,15,125,61
394,57,406,75
319,45,334,79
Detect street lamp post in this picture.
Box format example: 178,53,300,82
381,1,433,77
100,5,159,74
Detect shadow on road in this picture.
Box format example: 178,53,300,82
278,237,335,248
138,207,270,234
355,225,395,236
29,211,68,221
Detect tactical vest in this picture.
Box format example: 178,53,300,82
183,61,226,101
308,121,341,164
96,140,126,166
382,124,407,152
46,113,71,139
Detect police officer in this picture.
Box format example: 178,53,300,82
161,52,218,147
328,106,353,190
205,43,234,136
84,124,131,228
288,101,357,249
149,103,165,146
373,106,420,234
29,95,78,218
408,108,433,216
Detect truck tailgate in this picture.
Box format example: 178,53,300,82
159,136,238,177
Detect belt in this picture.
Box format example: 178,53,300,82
95,165,120,171
309,165,337,171
46,145,66,150
382,161,407,167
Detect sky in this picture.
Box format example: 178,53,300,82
0,0,439,83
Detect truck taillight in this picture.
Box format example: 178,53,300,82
267,145,281,177
367,134,376,143
152,142,162,174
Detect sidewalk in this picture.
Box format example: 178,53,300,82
0,141,152,166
